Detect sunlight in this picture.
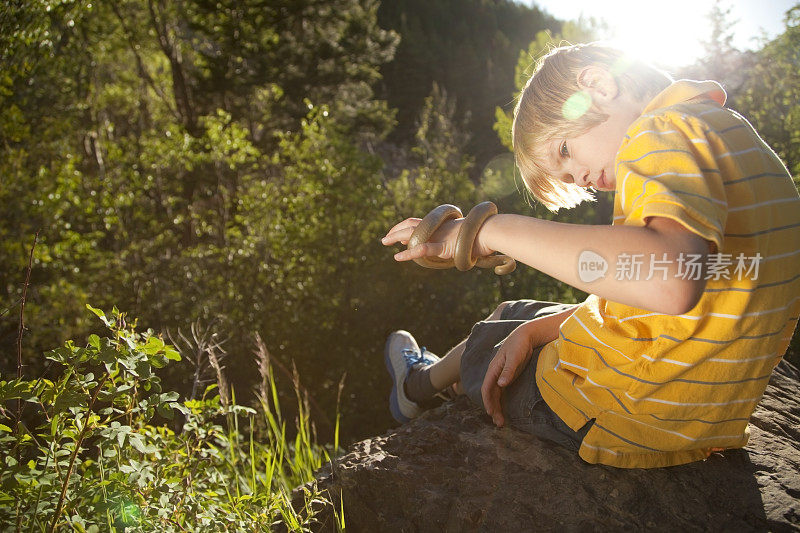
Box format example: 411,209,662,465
540,0,718,68
599,0,716,68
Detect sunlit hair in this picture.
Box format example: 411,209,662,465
512,42,673,212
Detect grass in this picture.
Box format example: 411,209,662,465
0,306,345,531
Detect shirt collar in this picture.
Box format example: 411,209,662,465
642,79,727,114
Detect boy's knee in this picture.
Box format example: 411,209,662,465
489,301,513,320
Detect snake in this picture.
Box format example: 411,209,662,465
406,201,516,276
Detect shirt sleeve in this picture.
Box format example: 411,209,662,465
615,113,728,252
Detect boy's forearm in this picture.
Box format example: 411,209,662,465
522,306,578,346
480,214,708,315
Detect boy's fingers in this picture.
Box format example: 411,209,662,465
497,364,514,387
480,370,496,414
381,224,421,246
394,242,444,261
482,382,502,425
383,218,422,240
386,218,420,234
498,340,532,386
482,352,506,425
497,352,524,386
381,227,413,246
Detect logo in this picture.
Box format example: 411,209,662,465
578,250,608,283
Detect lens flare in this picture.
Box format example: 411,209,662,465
562,90,592,120
479,153,518,198
118,498,141,525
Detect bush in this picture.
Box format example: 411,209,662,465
0,306,342,531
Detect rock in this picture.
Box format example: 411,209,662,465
297,360,800,531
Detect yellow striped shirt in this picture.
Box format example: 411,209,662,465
536,80,800,468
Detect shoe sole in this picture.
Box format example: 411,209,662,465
384,334,412,424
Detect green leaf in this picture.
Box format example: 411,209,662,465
156,403,174,420
85,304,105,319
86,304,112,327
143,336,164,355
128,433,156,454
163,346,181,361
88,334,100,349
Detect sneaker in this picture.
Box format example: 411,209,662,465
384,330,440,423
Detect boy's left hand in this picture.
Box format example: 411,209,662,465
481,321,538,427
380,216,494,262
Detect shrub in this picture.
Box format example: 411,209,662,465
0,305,342,531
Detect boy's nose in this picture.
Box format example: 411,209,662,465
575,171,590,188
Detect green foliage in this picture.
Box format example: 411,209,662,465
729,5,800,365
377,0,560,170
0,0,399,398
388,83,476,212
0,306,341,531
733,6,800,180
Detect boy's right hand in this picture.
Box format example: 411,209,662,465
481,321,539,428
380,215,495,263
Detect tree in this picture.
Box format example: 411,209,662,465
377,0,559,174
731,4,800,367
0,0,399,385
0,1,101,355
680,1,754,98
733,5,800,179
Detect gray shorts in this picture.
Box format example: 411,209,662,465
459,299,594,453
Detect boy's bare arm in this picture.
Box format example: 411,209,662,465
478,214,712,315
522,306,578,346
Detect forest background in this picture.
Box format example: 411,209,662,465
2,0,799,453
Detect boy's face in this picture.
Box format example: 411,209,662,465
540,67,648,193
542,119,627,192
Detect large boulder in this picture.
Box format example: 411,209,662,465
298,360,800,531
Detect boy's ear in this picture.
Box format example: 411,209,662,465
576,66,619,106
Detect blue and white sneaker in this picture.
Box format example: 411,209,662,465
384,330,441,423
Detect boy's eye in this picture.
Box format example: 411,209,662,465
559,141,569,158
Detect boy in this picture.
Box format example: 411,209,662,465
380,43,800,468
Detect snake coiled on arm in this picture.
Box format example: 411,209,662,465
406,201,516,276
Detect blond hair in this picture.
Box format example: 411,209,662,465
512,42,672,212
